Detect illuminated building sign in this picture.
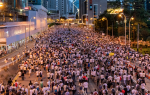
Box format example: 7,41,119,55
107,8,123,14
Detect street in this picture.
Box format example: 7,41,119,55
1,26,150,95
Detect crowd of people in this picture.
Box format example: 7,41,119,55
0,25,150,95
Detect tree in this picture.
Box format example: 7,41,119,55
140,28,150,41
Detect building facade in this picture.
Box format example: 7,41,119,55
79,0,107,24
28,0,48,9
48,0,58,10
0,0,28,23
68,0,73,13
73,0,79,14
0,0,48,51
58,0,69,18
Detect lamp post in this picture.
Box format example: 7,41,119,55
137,24,139,52
129,16,134,47
102,17,108,41
29,17,36,41
90,18,93,24
112,22,113,38
25,26,27,53
119,13,127,45
0,2,3,7
43,18,47,32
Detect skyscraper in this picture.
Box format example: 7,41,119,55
58,0,69,17
68,0,73,13
79,0,107,24
28,0,48,9
48,0,58,10
73,0,79,14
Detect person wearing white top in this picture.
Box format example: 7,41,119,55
30,89,33,95
116,76,120,84
47,72,50,79
123,74,127,85
83,82,88,93
36,70,39,80
141,83,145,94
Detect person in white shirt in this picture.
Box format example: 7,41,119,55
18,71,22,79
36,70,39,80
123,74,127,85
116,76,120,84
30,88,33,95
100,73,104,83
83,81,88,93
47,80,50,88
141,83,145,95
131,88,138,95
47,71,50,79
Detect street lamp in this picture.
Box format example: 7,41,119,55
102,17,108,41
0,2,3,7
90,18,93,24
43,18,47,32
29,17,36,41
129,16,134,47
119,13,127,45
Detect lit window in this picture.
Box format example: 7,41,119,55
93,4,98,18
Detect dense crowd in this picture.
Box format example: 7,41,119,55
0,26,150,95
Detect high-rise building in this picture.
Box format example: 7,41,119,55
73,0,79,14
146,0,150,12
43,0,48,9
79,0,87,19
28,0,48,9
79,0,107,24
58,0,69,17
28,0,43,5
68,0,73,13
48,0,68,16
48,0,58,10
0,0,29,22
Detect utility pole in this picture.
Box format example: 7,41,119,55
112,22,113,37
137,24,139,52
25,26,26,53
125,17,126,45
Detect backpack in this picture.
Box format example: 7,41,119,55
99,85,102,90
112,88,115,93
136,84,140,90
32,91,36,95
88,63,90,67
94,92,98,95
40,82,43,88
1,87,4,93
15,82,18,87
79,86,82,90
105,90,108,95
52,82,54,86
54,89,57,93
120,76,122,81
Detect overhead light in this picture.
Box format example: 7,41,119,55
0,2,3,7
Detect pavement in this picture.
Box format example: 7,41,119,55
0,41,35,67
128,61,150,93
2,27,150,94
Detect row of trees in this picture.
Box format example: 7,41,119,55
95,0,150,42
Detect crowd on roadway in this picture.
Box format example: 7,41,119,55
0,25,150,95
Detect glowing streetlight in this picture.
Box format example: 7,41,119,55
102,17,108,40
29,17,36,40
0,2,3,7
129,16,134,47
119,13,127,45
